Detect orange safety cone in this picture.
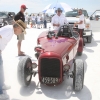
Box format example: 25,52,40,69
31,23,32,28
29,22,32,28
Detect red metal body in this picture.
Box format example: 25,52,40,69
35,29,83,85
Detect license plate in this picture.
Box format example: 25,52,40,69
42,77,59,84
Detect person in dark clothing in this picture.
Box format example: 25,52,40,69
14,4,28,56
14,11,25,22
44,20,47,28
43,13,47,28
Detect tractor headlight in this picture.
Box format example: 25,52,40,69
34,44,42,52
85,18,90,29
63,64,70,71
85,23,90,29
0,19,3,23
32,63,37,69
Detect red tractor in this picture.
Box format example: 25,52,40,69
17,24,84,91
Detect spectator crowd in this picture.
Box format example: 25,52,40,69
25,12,47,29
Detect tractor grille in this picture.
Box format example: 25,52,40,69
40,58,60,78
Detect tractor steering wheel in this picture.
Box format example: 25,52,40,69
57,24,72,37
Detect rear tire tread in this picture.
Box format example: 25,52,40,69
73,59,84,91
17,57,32,86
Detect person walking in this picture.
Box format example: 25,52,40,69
32,14,36,28
25,12,29,25
14,4,28,56
37,14,41,29
0,20,26,100
29,14,32,28
74,9,85,46
43,13,47,28
40,14,44,28
35,14,37,25
51,8,68,31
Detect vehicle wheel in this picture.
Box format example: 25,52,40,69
77,52,82,56
87,34,92,43
87,36,92,43
35,52,40,59
73,59,84,91
77,37,83,56
4,21,8,26
86,31,92,43
17,56,33,86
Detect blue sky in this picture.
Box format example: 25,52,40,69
0,0,100,15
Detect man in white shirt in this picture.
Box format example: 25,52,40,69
25,12,29,25
32,14,36,28
51,8,68,30
43,13,47,28
74,9,85,46
0,20,26,100
37,14,41,29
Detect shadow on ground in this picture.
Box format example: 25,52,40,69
20,81,36,96
36,79,92,100
85,37,99,47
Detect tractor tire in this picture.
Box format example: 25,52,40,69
73,59,84,91
77,52,82,56
86,30,92,43
87,35,92,43
17,56,32,86
4,21,8,26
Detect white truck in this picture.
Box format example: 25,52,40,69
65,9,92,43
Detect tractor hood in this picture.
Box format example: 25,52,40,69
39,37,76,57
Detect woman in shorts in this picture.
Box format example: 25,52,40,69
40,14,44,28
32,14,36,28
37,14,41,29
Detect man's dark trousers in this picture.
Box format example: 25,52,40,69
44,20,47,28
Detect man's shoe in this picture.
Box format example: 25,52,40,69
2,85,11,90
0,94,9,100
18,53,26,56
18,52,26,56
20,51,25,53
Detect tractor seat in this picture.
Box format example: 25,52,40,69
57,25,72,37
62,28,72,37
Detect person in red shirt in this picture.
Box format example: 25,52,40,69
14,4,28,56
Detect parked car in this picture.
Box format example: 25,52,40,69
90,10,100,20
46,13,55,22
95,12,100,20
17,24,84,91
65,9,92,43
0,12,15,28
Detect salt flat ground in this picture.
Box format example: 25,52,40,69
2,20,100,100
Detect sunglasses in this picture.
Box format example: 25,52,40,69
58,11,61,12
78,12,81,13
